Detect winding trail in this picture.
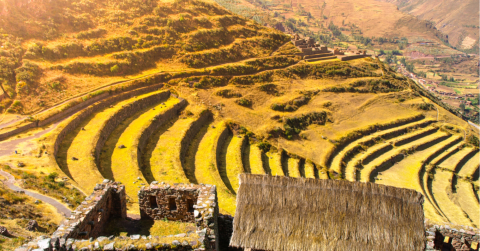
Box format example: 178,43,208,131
0,169,72,217
0,121,62,157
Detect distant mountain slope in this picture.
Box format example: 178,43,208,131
377,0,479,52
0,0,288,114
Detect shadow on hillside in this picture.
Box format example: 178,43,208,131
142,117,180,184
218,132,236,195
99,108,149,181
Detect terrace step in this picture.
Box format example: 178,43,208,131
359,131,450,182
304,161,315,179
225,134,246,193
424,141,466,222
249,144,266,175
287,157,301,178
266,151,284,176
107,96,184,207
362,126,439,165
148,109,209,185
376,136,463,222
457,151,479,179
306,56,337,62
195,121,236,215
451,148,477,193
455,180,480,226
431,169,474,226
57,90,168,193
330,118,434,175
344,124,437,181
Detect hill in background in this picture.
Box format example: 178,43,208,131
377,0,479,53
0,0,288,114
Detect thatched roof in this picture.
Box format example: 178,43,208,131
230,174,425,251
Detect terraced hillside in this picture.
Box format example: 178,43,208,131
0,0,477,231
34,56,476,227
0,0,289,114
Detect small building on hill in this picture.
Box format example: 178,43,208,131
230,174,426,251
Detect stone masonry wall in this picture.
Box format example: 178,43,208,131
139,182,219,251
16,180,127,251
139,183,200,222
426,225,480,251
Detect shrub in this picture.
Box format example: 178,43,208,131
235,98,252,107
215,89,242,98
258,142,271,152
47,172,58,181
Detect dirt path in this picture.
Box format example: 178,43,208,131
0,169,72,217
0,121,61,157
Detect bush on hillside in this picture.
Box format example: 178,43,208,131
229,72,273,85
215,89,242,98
235,98,252,107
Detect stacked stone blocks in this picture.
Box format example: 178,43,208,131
139,182,219,251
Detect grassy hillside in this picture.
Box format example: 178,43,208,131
0,0,478,242
378,0,479,52
0,0,289,114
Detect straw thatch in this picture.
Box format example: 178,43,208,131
230,174,425,251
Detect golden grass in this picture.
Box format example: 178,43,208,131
109,97,180,213
456,150,479,178
266,151,284,176
330,118,435,174
58,90,166,193
376,136,463,224
432,169,474,226
73,233,200,250
304,161,315,179
225,135,246,192
249,144,265,175
194,121,237,215
287,157,301,178
149,110,204,185
454,180,480,226
149,220,197,237
438,147,474,172
359,131,449,182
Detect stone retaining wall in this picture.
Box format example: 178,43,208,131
38,92,111,128
52,84,164,157
179,110,212,174
92,90,171,167
339,54,371,61
135,97,187,174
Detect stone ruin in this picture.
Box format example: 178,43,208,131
15,180,219,251
11,179,480,251
426,225,480,251
291,33,329,57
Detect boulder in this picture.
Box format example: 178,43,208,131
26,220,39,231
0,226,9,236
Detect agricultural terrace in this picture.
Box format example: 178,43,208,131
0,0,477,232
